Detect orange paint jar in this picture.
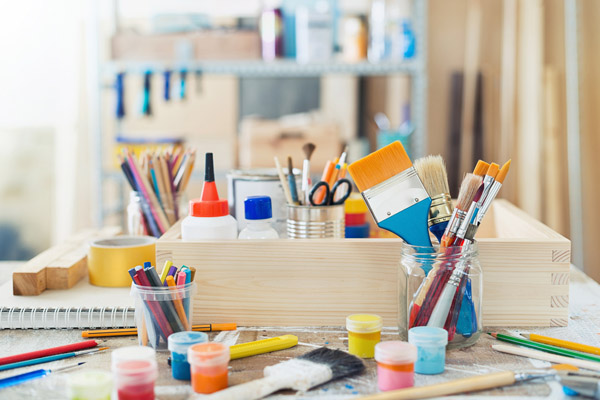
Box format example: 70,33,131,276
187,342,230,394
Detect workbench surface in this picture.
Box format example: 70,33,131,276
0,264,598,399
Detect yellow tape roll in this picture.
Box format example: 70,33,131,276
88,236,156,287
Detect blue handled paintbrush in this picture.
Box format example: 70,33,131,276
0,362,85,389
348,141,432,247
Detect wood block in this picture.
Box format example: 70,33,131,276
156,200,570,327
13,227,121,296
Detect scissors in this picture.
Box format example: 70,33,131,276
309,178,352,206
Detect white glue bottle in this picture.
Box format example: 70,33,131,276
238,196,279,239
181,153,237,241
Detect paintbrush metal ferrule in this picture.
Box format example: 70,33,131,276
475,181,502,225
514,369,559,382
360,167,429,224
456,201,479,239
447,208,467,235
428,193,453,227
301,159,310,193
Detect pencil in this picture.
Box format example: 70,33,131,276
521,333,600,356
81,323,237,338
489,333,600,363
166,275,190,330
0,347,108,372
0,340,99,366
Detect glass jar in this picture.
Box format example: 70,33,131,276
399,242,482,349
127,190,187,237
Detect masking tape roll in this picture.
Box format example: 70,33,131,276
88,236,156,287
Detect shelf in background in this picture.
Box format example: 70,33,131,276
103,59,421,78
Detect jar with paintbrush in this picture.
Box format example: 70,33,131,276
399,242,483,349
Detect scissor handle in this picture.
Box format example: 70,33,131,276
329,179,352,205
309,181,331,206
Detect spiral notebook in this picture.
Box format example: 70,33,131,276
0,276,135,329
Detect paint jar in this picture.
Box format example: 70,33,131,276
287,204,345,239
374,341,418,391
112,346,158,400
399,242,482,349
67,370,112,400
168,331,208,380
346,314,383,358
188,342,230,394
131,282,196,350
408,326,448,375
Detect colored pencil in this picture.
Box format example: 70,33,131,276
492,344,600,372
521,333,600,356
166,275,190,330
81,323,237,338
489,333,600,363
0,340,99,366
0,347,107,372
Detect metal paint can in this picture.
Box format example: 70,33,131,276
287,204,345,239
227,169,300,237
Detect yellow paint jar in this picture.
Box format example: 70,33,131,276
346,314,383,358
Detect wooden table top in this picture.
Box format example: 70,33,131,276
0,263,597,399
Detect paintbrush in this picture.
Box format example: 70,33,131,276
472,159,512,227
358,364,578,400
287,156,299,205
301,143,316,205
348,141,432,246
203,347,364,400
492,344,600,372
414,155,453,243
274,156,293,205
440,173,482,247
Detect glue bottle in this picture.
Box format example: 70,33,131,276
238,196,279,239
181,153,237,241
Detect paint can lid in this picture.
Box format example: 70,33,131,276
375,341,418,365
67,370,112,400
168,331,209,354
408,326,448,347
244,196,273,220
346,314,383,333
188,342,230,366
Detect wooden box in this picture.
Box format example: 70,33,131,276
156,200,570,327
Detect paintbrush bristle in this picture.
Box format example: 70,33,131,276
456,173,483,211
297,347,365,380
496,159,511,183
473,160,490,176
303,142,316,161
414,155,450,197
348,141,412,192
486,162,500,178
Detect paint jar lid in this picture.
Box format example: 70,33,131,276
168,331,209,354
344,194,368,214
244,196,273,220
111,346,158,382
188,342,230,367
346,314,383,333
408,327,448,347
375,341,417,365
67,370,112,400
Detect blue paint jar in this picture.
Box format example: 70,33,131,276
168,331,208,380
408,327,448,375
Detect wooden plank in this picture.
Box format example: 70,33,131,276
12,226,121,296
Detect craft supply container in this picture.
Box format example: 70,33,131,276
287,204,345,239
374,341,417,391
130,190,187,238
346,314,382,358
168,331,208,381
408,327,448,374
111,346,158,400
188,342,230,394
130,282,196,350
399,242,482,349
67,370,112,400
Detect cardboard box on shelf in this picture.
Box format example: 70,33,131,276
238,114,342,172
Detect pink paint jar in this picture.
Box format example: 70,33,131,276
374,341,418,391
112,346,158,400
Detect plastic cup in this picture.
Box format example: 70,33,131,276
67,370,112,400
346,314,383,358
375,341,418,391
168,331,208,380
188,342,230,394
408,326,448,375
112,346,158,400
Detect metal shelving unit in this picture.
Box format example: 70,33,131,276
90,0,428,227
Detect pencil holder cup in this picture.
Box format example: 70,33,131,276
129,190,187,238
398,242,482,349
286,204,345,239
130,282,196,350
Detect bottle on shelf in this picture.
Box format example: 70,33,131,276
239,196,279,239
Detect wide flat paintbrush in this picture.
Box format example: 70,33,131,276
348,141,432,247
414,155,453,243
203,347,364,400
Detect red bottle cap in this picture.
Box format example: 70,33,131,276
189,199,229,218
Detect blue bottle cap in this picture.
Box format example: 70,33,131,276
244,196,272,220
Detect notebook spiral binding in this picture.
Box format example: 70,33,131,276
0,306,136,330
